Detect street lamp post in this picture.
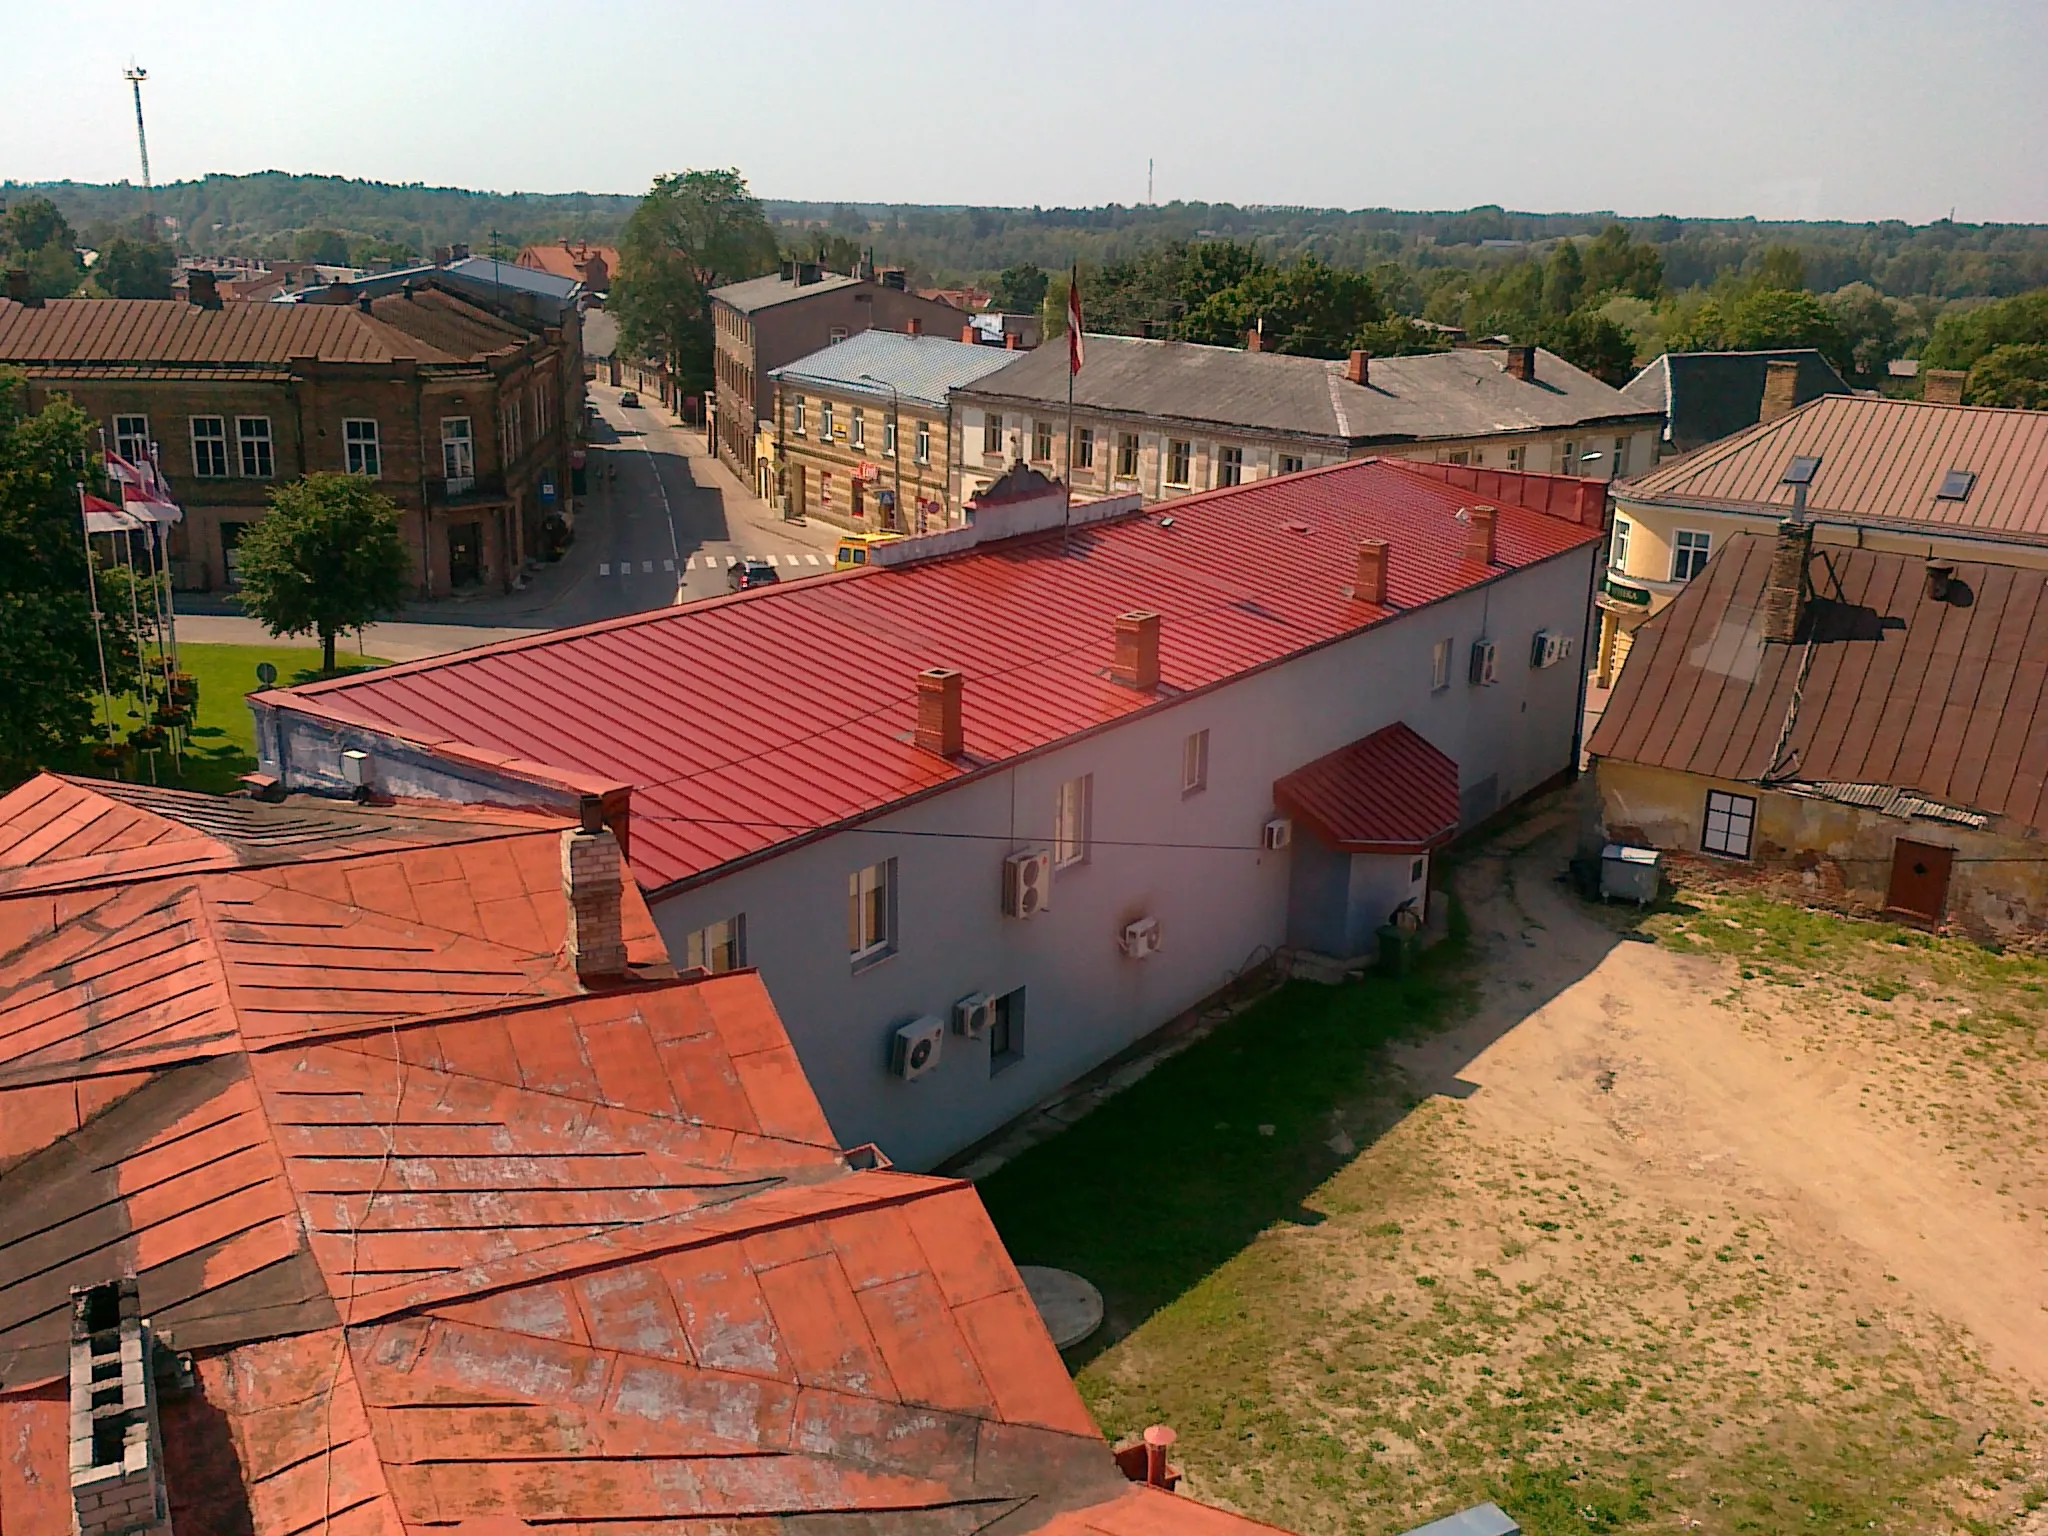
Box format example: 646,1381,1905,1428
858,373,906,532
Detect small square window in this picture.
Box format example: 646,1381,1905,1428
1410,857,1426,882
1279,453,1305,475
989,988,1026,1076
1702,790,1756,859
684,914,746,974
1431,638,1453,692
1445,450,1470,467
1054,775,1092,869
1182,729,1209,796
1672,530,1712,581
828,327,848,345
848,859,897,965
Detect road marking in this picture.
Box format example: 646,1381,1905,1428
599,562,610,576
726,554,738,566
806,553,822,565
642,560,653,573
663,558,674,571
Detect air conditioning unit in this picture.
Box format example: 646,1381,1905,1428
1468,638,1499,686
953,992,995,1038
1119,916,1162,959
1003,849,1053,918
1530,629,1564,668
1262,817,1293,850
891,1016,945,1080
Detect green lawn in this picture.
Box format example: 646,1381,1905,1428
58,642,387,795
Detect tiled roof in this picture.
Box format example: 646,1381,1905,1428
1618,349,1851,451
771,328,1032,410
262,459,1607,894
958,334,1659,444
515,242,618,282
0,775,1289,1536
1586,535,2048,837
0,296,475,367
1619,394,2048,544
1274,722,1462,852
712,270,866,313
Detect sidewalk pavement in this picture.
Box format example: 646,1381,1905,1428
173,614,541,663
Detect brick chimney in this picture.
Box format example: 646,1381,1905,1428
1922,369,1967,406
1503,345,1537,382
1759,519,1812,643
68,1279,172,1536
1353,539,1388,605
6,268,38,308
906,316,922,336
187,270,221,310
1464,505,1498,565
915,668,964,756
1345,350,1369,385
1759,358,1801,422
1112,611,1161,691
1246,325,1266,353
562,796,627,982
1005,332,1022,350
961,323,978,344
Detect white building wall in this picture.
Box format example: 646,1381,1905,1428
650,545,1597,1170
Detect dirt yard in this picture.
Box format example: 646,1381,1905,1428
1055,792,2048,1536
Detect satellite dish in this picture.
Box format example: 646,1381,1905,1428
255,662,278,687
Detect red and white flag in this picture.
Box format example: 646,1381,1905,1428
1067,265,1084,376
103,447,146,486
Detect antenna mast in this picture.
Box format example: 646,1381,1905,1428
124,66,154,242
1147,158,1154,205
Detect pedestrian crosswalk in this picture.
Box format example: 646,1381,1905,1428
596,551,827,577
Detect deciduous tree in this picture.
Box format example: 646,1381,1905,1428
233,473,411,674
1,196,84,299
612,170,778,395
1965,343,2048,409
92,238,174,299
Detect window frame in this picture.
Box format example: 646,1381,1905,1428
1609,517,1631,572
1611,434,1629,477
1181,729,1209,797
441,416,476,485
236,416,274,479
189,415,228,479
983,412,1003,457
113,415,150,465
1279,453,1305,476
1216,445,1243,488
1506,445,1525,472
1075,426,1094,469
1560,439,1579,474
1053,775,1092,870
683,914,747,974
914,420,931,464
1032,419,1053,462
988,987,1026,1076
792,397,806,436
1116,432,1140,480
1431,637,1453,692
1165,439,1192,488
343,418,381,478
882,416,896,458
1701,790,1756,860
1671,529,1712,582
850,407,865,450
847,858,897,967
820,400,836,442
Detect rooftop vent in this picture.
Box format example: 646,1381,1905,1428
1781,454,1822,518
1936,469,1976,501
1925,562,1958,602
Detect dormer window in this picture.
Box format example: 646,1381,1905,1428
1937,469,1976,501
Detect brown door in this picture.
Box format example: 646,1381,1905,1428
1885,839,1953,924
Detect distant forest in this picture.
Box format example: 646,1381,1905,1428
12,173,2048,305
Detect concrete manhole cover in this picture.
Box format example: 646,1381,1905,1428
1018,1265,1103,1349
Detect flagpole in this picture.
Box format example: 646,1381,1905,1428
1062,264,1079,559
79,487,116,749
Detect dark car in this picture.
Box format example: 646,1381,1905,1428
618,390,640,408
727,555,779,592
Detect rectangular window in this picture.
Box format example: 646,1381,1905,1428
1672,529,1712,581
344,419,381,478
989,987,1025,1076
113,415,150,465
685,915,746,973
850,408,865,449
915,420,931,463
1702,790,1756,859
1279,453,1305,475
1431,638,1453,692
189,416,228,478
883,417,896,457
1216,445,1243,488
1609,518,1631,572
829,326,848,345
1074,426,1094,469
1165,440,1192,487
821,401,836,441
1445,449,1471,466
847,859,896,963
236,417,274,478
1032,420,1052,462
983,412,1003,456
1053,775,1092,869
1507,445,1525,472
1560,439,1579,474
792,397,806,436
441,417,475,488
1181,730,1209,796
1611,435,1629,477
1116,432,1140,479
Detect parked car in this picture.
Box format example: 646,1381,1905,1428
619,390,640,408
727,556,779,592
833,531,904,568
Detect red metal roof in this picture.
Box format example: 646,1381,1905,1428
0,777,1294,1536
0,295,481,367
266,459,1604,893
1273,722,1462,853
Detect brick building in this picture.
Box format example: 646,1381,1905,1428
0,271,578,597
710,263,965,486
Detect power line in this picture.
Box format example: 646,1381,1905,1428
632,811,1287,856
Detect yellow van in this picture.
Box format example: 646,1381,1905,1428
833,531,904,569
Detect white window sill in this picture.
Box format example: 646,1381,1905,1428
850,944,897,975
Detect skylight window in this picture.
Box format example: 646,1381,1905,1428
1937,469,1976,501
1781,455,1822,486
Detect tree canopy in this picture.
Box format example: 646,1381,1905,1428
233,473,412,673
1965,343,2048,409
1,196,83,299
92,237,174,298
612,170,778,392
1922,289,2048,372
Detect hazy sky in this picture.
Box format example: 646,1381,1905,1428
5,0,2043,223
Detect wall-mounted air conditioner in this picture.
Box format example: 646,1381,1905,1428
953,992,995,1038
1468,638,1498,686
891,1016,945,1080
1120,916,1162,959
1004,849,1053,918
1262,817,1293,850
1530,629,1560,668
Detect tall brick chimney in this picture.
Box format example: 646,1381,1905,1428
68,1279,171,1536
1759,358,1800,422
906,316,922,336
6,268,39,308
961,323,978,344
1353,539,1388,605
1759,519,1812,643
1503,345,1537,382
915,668,964,757
1464,505,1498,565
187,270,221,310
1112,612,1162,691
1345,350,1370,385
1921,369,1967,406
562,796,627,982
1005,332,1022,350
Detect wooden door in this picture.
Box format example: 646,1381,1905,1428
1885,840,1953,924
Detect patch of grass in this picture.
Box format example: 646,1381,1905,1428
53,643,387,795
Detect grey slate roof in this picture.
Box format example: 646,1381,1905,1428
711,271,865,314
1620,349,1852,452
769,329,1027,410
957,334,1657,446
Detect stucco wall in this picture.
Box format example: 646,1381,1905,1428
1596,759,2048,941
